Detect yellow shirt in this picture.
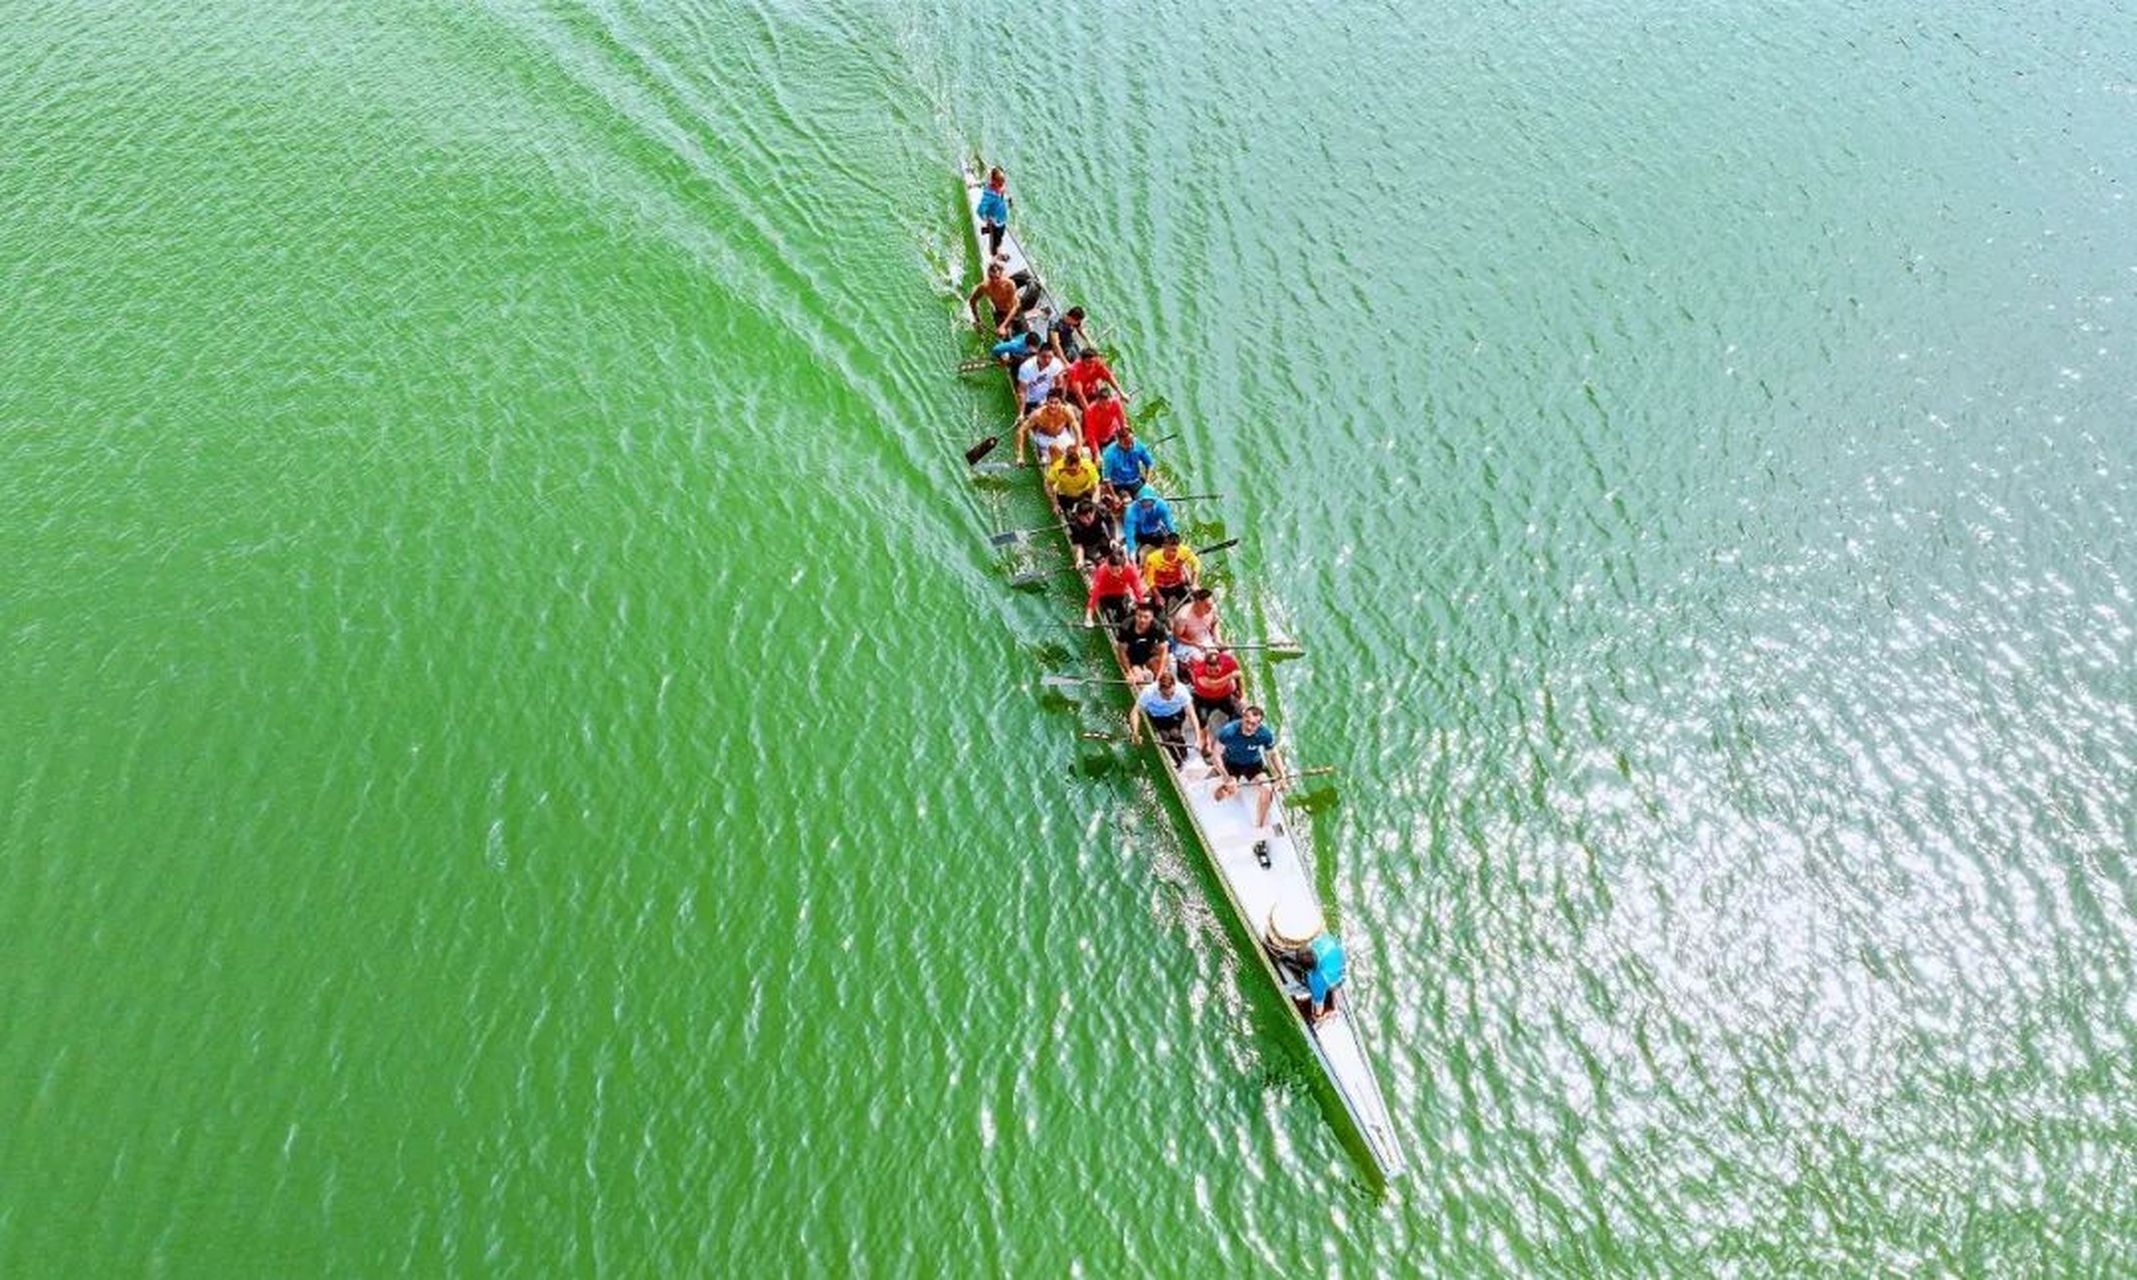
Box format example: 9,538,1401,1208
1048,456,1100,499
1141,544,1200,587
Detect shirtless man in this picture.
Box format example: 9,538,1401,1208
965,261,1022,336
1015,386,1080,466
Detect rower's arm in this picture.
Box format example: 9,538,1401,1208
1127,698,1145,744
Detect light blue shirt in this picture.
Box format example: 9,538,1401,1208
1135,682,1192,718
977,187,1009,225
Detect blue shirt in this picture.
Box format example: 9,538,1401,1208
977,187,1009,225
991,336,1036,361
1306,934,1347,1002
1121,495,1176,556
1100,439,1154,488
1216,719,1274,769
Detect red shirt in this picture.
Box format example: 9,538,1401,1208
1082,398,1125,453
1064,356,1114,402
1189,652,1240,699
1086,561,1145,610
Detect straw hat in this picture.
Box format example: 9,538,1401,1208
1266,899,1324,951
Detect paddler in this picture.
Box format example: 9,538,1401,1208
1016,386,1080,467
1046,444,1103,515
977,166,1011,257
1065,500,1113,570
1120,487,1177,558
1265,904,1347,1024
1015,345,1067,417
1084,543,1146,629
990,331,1040,368
1062,346,1122,412
1099,424,1155,501
1080,383,1126,456
1169,587,1224,665
966,260,1023,337
1211,704,1281,830
1140,532,1200,615
1049,305,1090,362
1113,600,1172,686
1128,667,1193,764
1186,643,1244,760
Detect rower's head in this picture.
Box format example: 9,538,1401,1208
987,166,1006,189
1065,306,1085,325
1191,588,1214,607
1162,532,1181,549
1116,424,1134,442
1202,644,1229,666
1242,705,1265,729
1133,602,1156,625
1136,490,1158,507
1094,384,1114,401
1155,668,1177,692
987,261,1005,278
1046,385,1066,402
1020,332,1040,349
1104,543,1127,566
1062,444,1082,464
1072,502,1098,523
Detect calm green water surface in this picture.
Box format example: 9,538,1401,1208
5,1,2135,1273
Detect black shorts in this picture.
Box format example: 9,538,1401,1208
1226,759,1268,781
1192,693,1240,727
1093,594,1134,624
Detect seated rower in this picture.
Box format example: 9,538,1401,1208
1084,543,1146,629
1015,345,1067,418
1121,487,1178,559
1186,643,1244,760
1065,500,1113,570
1081,383,1126,457
1141,532,1200,615
1265,904,1347,1024
1046,445,1103,515
1211,704,1282,830
1113,601,1171,686
1016,386,1080,467
1128,667,1193,765
990,331,1041,369
1099,425,1155,502
1170,587,1223,665
966,260,1022,337
1063,346,1122,412
1050,305,1090,362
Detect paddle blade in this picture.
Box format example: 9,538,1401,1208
1041,675,1085,691
972,460,1024,477
964,435,1001,466
987,528,1022,547
1196,537,1240,557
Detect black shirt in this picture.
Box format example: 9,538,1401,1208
1068,514,1112,558
1053,316,1087,361
1116,618,1170,666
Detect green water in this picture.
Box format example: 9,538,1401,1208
6,0,2135,1273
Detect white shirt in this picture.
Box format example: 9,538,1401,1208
1016,354,1062,403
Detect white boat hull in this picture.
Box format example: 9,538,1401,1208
961,161,1405,1180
